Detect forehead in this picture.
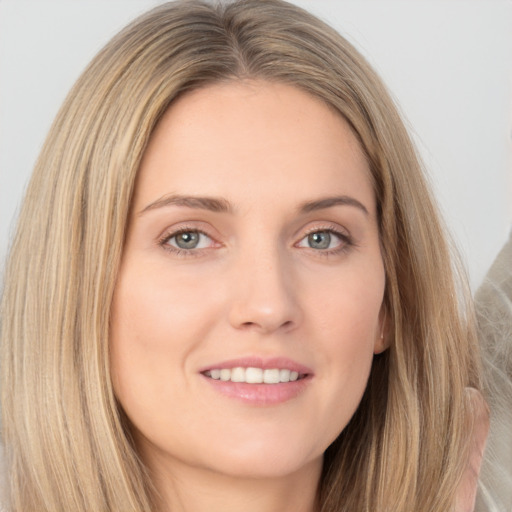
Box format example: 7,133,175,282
133,80,374,216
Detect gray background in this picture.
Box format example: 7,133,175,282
1,0,511,288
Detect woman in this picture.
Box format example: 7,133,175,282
0,1,487,510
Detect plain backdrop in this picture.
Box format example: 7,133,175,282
1,0,511,288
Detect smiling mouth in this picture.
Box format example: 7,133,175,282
202,367,308,384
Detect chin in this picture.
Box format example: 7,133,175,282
195,433,325,480
210,453,322,480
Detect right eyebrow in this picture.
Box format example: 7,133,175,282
297,195,369,216
138,194,233,216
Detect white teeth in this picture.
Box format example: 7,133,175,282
279,369,291,383
263,368,280,384
245,367,263,383
220,369,231,381
231,367,245,382
205,367,304,384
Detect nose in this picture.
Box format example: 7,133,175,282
227,247,302,334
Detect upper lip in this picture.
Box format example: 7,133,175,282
199,356,313,376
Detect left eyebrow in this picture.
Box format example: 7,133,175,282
138,194,233,216
297,196,369,216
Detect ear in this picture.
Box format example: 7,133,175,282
374,307,390,354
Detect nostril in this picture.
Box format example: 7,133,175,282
228,289,302,333
237,318,295,333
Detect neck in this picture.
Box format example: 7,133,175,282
149,455,322,512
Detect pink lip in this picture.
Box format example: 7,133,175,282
199,356,314,406
198,356,313,375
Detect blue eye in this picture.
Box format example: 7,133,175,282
307,231,332,249
297,229,346,251
164,230,212,250
174,231,199,249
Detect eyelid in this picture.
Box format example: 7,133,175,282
157,223,221,256
299,222,349,237
166,230,213,249
295,222,351,242
156,221,355,258
294,223,355,254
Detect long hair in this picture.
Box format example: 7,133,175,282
0,1,481,510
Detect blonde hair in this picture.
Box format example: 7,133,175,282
1,1,481,510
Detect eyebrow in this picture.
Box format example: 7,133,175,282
139,194,232,215
139,193,369,217
298,196,369,216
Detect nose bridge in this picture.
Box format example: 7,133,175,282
228,237,301,333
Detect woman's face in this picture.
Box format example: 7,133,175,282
111,80,386,481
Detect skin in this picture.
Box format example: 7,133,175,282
456,389,490,512
110,80,387,512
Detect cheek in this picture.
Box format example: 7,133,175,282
304,262,384,433
306,256,385,347
111,261,218,348
109,244,386,472
109,262,217,415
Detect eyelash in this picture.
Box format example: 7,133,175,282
297,226,355,257
157,225,355,258
158,227,215,258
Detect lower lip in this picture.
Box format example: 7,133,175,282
201,375,312,405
